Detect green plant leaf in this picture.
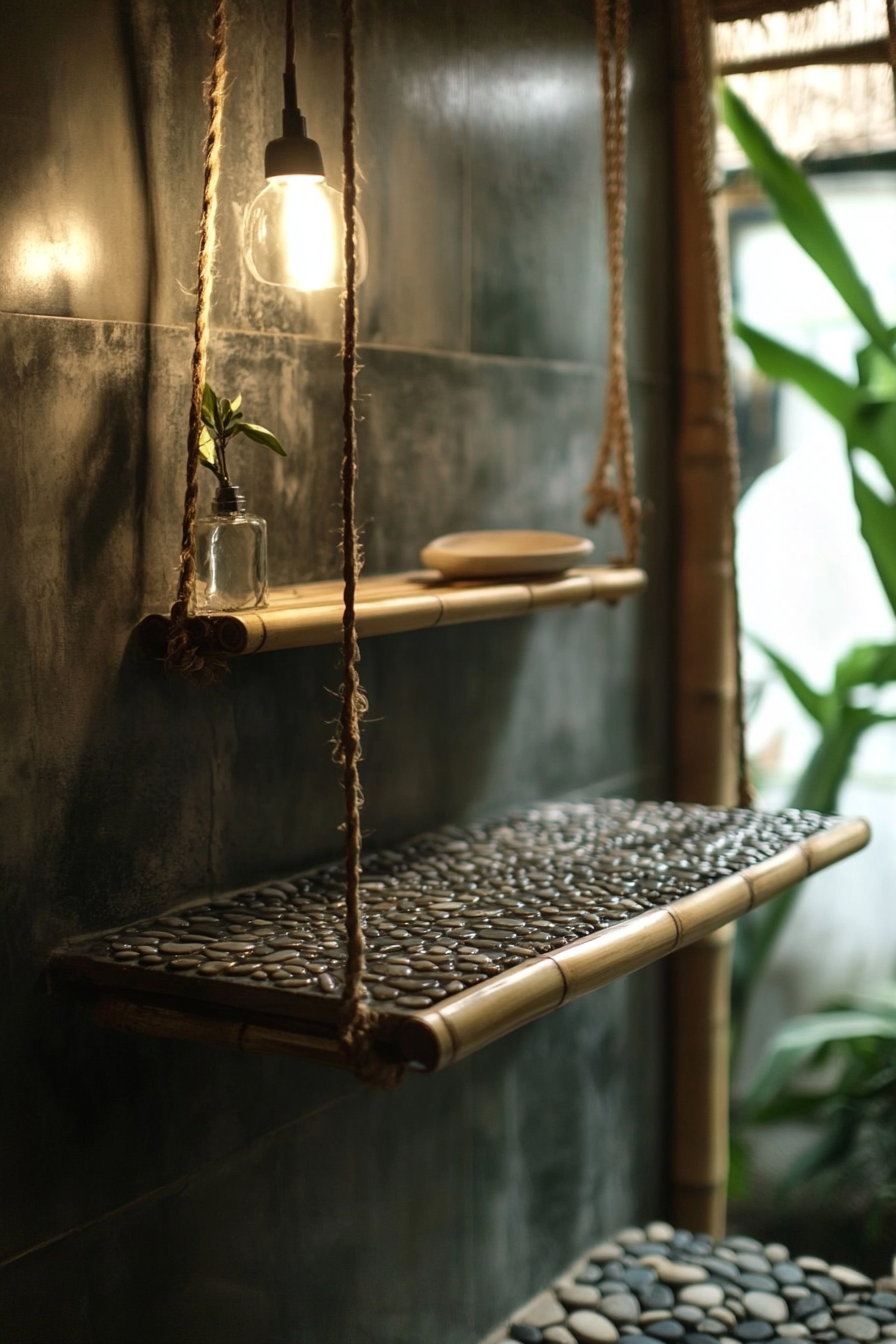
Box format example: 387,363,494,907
734,319,861,431
780,1105,861,1191
198,424,217,466
852,402,896,494
230,393,242,414
722,84,894,354
835,643,896,691
201,382,218,428
851,459,896,620
746,1011,896,1114
857,341,896,399
233,422,287,455
752,637,829,724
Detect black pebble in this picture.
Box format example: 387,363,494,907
577,1265,603,1285
806,1277,844,1305
741,1275,779,1293
510,1327,543,1344
793,1295,827,1321
626,1268,659,1291
640,1286,676,1311
735,1323,774,1342
631,1244,678,1259
604,1264,627,1281
683,1334,719,1344
673,1231,695,1250
814,1333,838,1342
873,1295,896,1311
861,1308,896,1324
647,1321,686,1340
774,1265,806,1287
701,1259,741,1283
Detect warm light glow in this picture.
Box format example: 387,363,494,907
242,178,367,292
17,229,92,286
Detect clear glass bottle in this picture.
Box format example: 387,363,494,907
194,485,268,613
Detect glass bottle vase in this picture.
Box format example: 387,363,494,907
194,485,268,613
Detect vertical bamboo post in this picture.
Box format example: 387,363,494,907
669,0,738,1237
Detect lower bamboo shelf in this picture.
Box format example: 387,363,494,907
137,566,646,658
47,799,869,1072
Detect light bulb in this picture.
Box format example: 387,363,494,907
242,176,368,293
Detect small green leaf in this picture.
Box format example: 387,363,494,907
233,422,287,456
722,84,894,354
198,424,217,466
751,636,829,724
851,458,896,620
201,383,218,426
230,393,242,414
734,319,861,432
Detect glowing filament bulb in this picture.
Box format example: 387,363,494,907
243,177,367,293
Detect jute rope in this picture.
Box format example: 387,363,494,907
336,0,405,1089
166,0,229,685
680,0,751,808
585,0,642,567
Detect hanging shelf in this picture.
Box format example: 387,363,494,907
137,567,646,659
47,798,868,1072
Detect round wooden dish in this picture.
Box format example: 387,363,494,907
421,530,594,579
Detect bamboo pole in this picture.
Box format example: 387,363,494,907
670,0,742,1237
137,567,647,660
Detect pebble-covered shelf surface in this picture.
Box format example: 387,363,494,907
480,1222,896,1344
48,800,869,1071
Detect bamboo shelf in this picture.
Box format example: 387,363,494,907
137,566,647,659
47,799,869,1072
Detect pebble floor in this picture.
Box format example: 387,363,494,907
488,1223,896,1344
73,800,835,1014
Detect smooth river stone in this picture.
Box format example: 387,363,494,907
766,1246,791,1265
559,1286,601,1311
646,1261,708,1287
738,1256,773,1276
832,1269,874,1292
808,1278,845,1305
743,1293,788,1325
797,1259,830,1274
679,1287,725,1311
592,1244,625,1264
777,1328,810,1339
545,1330,578,1344
601,1296,641,1326
510,1327,544,1344
647,1224,676,1244
567,1311,620,1343
774,1266,806,1287
647,1323,685,1341
837,1319,881,1342
516,1291,568,1330
640,1288,676,1312
617,1229,648,1246
734,1323,773,1342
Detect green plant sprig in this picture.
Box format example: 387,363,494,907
199,383,286,489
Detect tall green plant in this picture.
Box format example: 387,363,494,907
722,85,896,1053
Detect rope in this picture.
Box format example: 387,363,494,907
336,0,404,1089
585,0,642,567
166,0,229,685
680,0,752,808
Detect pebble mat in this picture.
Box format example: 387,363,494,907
487,1223,896,1344
60,800,836,1016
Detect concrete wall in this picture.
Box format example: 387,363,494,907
0,0,675,1339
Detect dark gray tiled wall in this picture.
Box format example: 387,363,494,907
0,0,674,1339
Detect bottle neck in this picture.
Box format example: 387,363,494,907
213,484,248,516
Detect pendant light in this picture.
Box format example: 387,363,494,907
242,0,368,292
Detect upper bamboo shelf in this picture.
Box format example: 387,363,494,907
47,799,869,1073
137,566,646,659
